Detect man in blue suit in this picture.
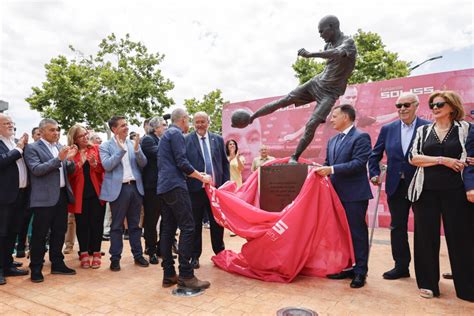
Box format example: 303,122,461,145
24,118,77,283
369,92,430,280
316,104,373,288
0,114,29,285
99,116,148,271
185,112,229,269
157,108,212,290
140,116,167,265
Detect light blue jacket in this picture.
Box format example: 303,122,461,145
99,138,147,202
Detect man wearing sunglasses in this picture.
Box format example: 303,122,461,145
368,92,429,280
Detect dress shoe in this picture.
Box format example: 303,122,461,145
383,268,410,280
134,256,149,267
178,276,210,290
16,250,26,258
0,273,5,285
149,254,159,265
13,261,23,267
191,258,200,269
162,275,178,288
4,266,29,277
350,274,366,288
30,269,44,283
110,260,121,271
51,264,76,275
442,272,453,280
327,270,354,280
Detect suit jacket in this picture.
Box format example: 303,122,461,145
99,137,147,202
24,140,75,208
157,125,195,195
463,124,474,191
140,133,160,190
67,144,105,214
185,131,230,192
368,117,430,197
0,139,24,204
325,126,373,202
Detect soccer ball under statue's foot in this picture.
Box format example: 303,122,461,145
231,109,252,128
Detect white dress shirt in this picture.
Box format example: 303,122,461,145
0,136,28,188
113,137,135,183
40,138,65,187
197,132,215,184
331,125,354,174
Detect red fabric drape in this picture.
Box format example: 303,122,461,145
206,157,355,283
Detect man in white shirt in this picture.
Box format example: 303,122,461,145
0,114,30,284
99,116,148,271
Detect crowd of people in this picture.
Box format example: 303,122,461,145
0,90,473,302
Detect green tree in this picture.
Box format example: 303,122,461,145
292,29,411,85
184,89,228,134
26,33,174,135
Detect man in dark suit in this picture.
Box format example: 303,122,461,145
185,112,229,269
140,116,167,264
369,92,430,280
24,118,77,283
99,116,149,271
0,114,29,285
315,104,373,288
157,108,212,290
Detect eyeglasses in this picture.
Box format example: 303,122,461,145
429,101,448,109
395,101,417,109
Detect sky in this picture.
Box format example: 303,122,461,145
1,0,473,139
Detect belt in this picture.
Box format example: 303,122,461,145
123,180,136,185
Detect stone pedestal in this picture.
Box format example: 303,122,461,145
259,164,308,212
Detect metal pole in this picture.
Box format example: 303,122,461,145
368,164,387,260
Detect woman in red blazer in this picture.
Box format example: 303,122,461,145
67,125,105,269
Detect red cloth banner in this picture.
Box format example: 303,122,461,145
206,158,355,283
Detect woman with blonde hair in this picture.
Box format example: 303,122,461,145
66,125,105,268
408,90,474,301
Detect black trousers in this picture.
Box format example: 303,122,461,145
412,188,474,301
159,187,194,278
143,188,161,255
74,196,105,253
189,189,224,259
29,188,68,269
386,179,412,270
16,208,33,252
0,189,28,272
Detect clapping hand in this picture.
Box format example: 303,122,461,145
16,133,29,150
133,133,140,152
88,153,98,168
115,135,126,150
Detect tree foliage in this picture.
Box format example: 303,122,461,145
292,29,411,85
184,89,228,134
26,34,174,133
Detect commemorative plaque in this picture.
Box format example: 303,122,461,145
259,164,308,212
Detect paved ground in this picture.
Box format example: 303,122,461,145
0,228,473,315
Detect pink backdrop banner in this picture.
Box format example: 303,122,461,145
222,69,474,229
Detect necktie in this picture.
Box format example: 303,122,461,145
334,133,345,155
201,137,213,176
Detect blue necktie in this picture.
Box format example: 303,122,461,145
201,137,213,176
334,133,345,156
